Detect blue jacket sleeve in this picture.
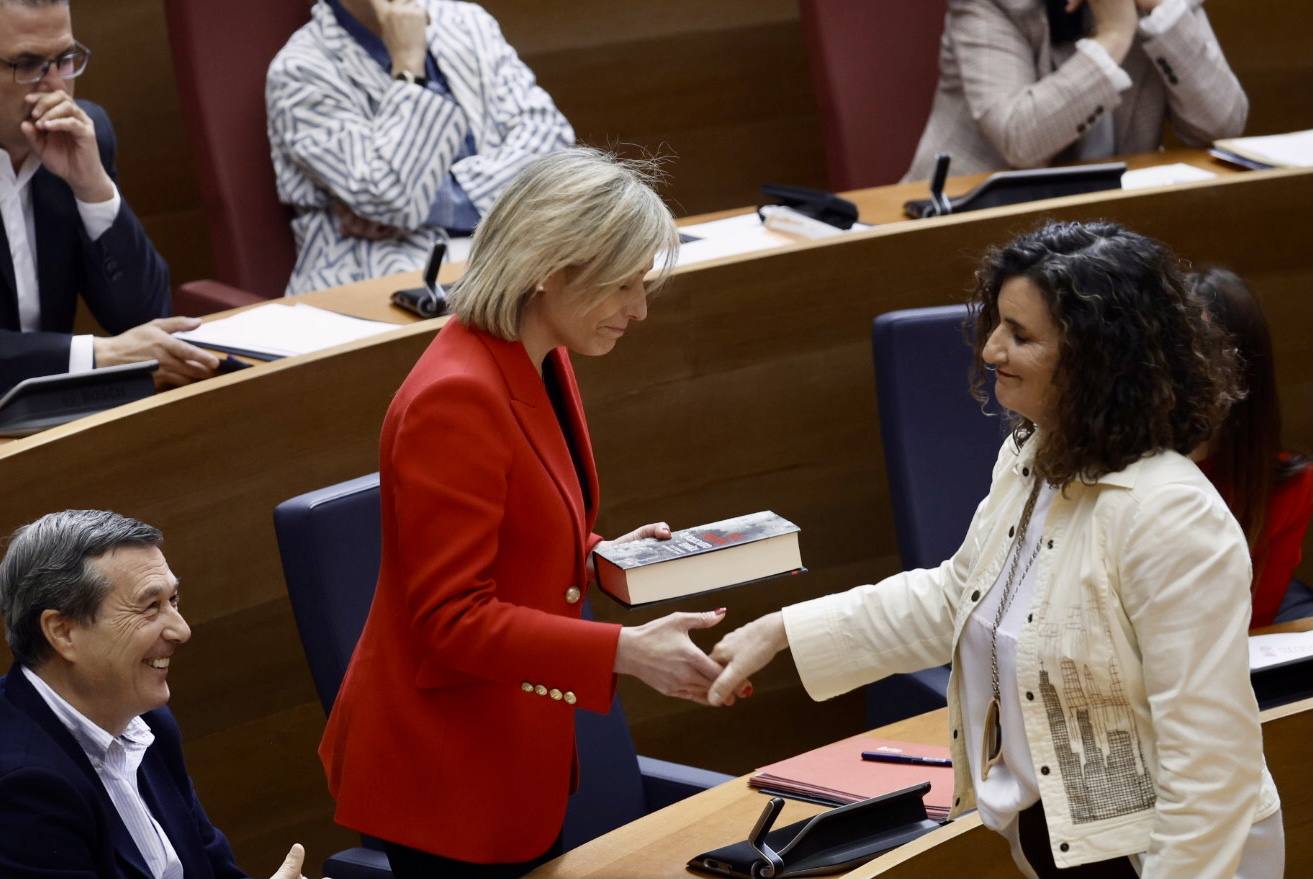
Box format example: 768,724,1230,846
77,101,172,336
0,331,72,394
0,764,110,879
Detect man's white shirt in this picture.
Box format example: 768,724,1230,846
1,149,121,373
21,666,183,879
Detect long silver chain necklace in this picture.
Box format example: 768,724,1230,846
980,477,1044,781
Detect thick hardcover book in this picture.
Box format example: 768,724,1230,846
594,511,802,607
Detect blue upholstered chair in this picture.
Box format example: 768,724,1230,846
866,305,1010,728
273,474,731,877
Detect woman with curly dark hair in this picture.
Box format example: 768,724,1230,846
1187,268,1313,629
704,222,1283,878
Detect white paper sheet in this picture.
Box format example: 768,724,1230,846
674,213,794,267
675,212,871,268
1214,130,1313,169
1121,163,1217,190
175,303,401,360
1249,629,1313,672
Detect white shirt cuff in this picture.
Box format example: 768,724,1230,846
1076,38,1133,92
1139,0,1189,38
76,184,121,242
69,335,95,373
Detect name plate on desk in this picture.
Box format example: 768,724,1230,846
0,361,158,438
903,162,1126,218
688,784,940,879
1250,629,1313,709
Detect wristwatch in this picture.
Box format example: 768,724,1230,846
394,70,429,88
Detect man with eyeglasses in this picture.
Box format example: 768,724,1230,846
0,0,219,396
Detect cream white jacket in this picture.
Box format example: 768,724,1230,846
784,434,1278,878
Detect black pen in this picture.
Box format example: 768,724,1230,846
861,750,953,768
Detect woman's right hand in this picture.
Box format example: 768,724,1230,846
614,610,728,705
707,611,789,707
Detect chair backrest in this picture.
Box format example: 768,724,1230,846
274,473,381,713
799,0,947,189
272,475,648,850
560,599,648,851
163,0,307,299
872,305,1010,571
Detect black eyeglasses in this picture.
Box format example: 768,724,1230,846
1,42,91,85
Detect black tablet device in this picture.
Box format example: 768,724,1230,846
0,360,157,438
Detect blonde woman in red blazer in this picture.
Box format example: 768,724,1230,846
318,148,730,879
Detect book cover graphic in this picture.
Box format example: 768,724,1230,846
596,511,799,570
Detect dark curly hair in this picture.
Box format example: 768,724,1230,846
967,221,1241,486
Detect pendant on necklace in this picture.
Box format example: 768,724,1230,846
980,697,1003,781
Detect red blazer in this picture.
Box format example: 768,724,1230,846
319,318,621,862
1249,460,1313,628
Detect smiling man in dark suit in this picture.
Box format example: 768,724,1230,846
0,0,218,395
0,510,320,879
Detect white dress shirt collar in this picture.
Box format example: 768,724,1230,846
20,665,183,879
1,149,44,333
0,150,40,188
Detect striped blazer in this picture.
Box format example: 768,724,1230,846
904,0,1247,181
267,1,574,295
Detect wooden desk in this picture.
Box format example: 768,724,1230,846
530,699,1312,879
526,706,1012,879
1,152,1308,870
1257,618,1313,636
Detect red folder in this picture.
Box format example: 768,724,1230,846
750,735,954,820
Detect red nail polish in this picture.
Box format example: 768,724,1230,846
742,684,754,698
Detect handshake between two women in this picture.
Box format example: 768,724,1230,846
604,522,784,708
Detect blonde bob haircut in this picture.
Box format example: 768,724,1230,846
447,147,679,340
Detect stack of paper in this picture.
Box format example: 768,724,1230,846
675,213,872,268
1212,130,1313,169
175,303,401,360
675,213,798,267
750,735,954,820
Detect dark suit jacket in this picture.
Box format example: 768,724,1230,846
0,100,171,395
0,665,245,879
